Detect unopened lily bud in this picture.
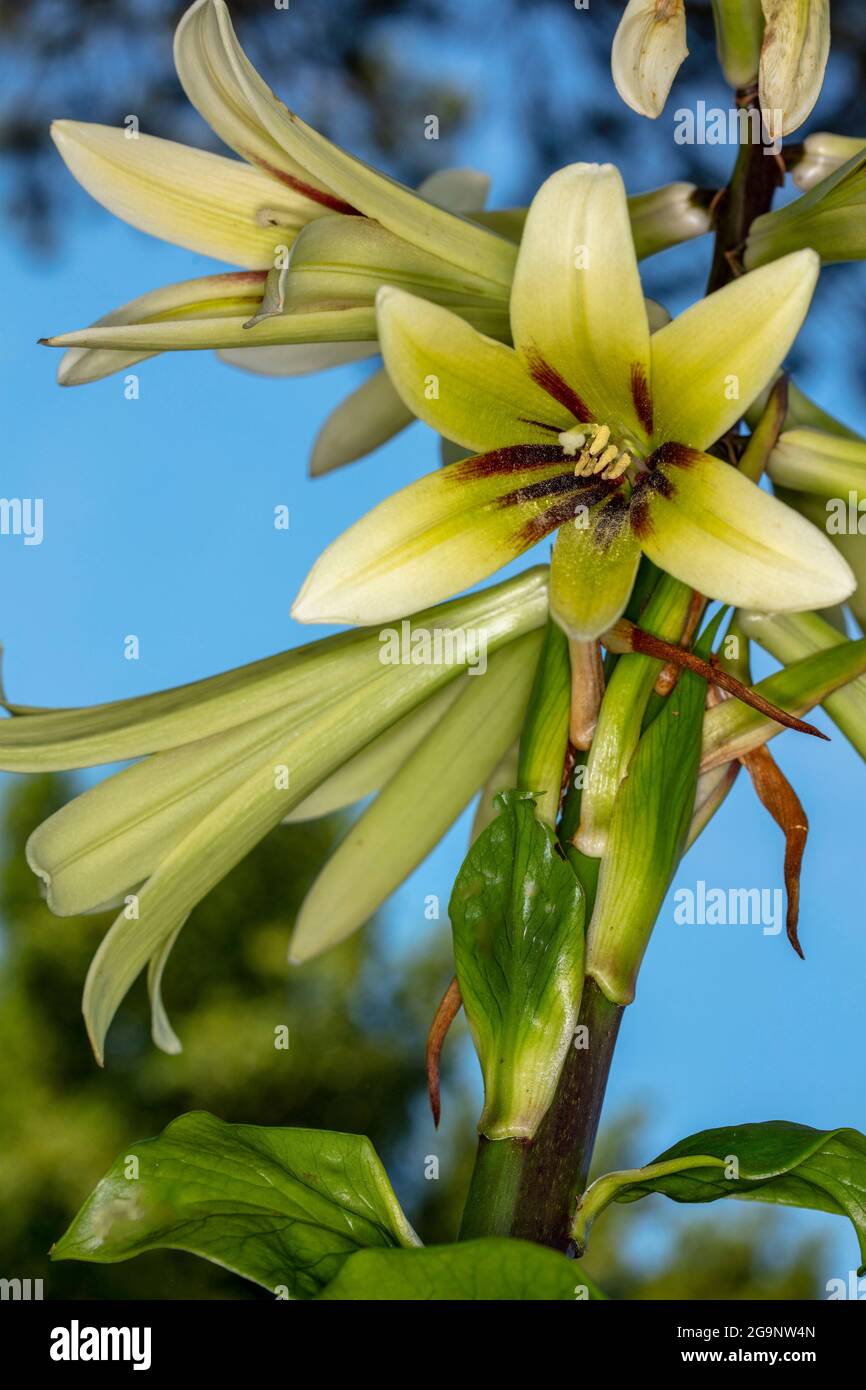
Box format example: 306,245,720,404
585,615,722,1005
758,0,830,141
612,0,688,120
775,485,866,634
711,0,763,88
746,149,866,268
747,376,861,441
738,610,866,760
627,182,713,259
791,133,866,192
768,429,866,507
516,621,571,826
701,635,866,769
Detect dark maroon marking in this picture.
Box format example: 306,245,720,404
647,441,702,471
517,418,566,435
629,468,676,540
514,494,590,550
524,349,592,423
452,444,566,482
496,473,617,510
251,156,361,216
630,362,653,435
592,492,631,552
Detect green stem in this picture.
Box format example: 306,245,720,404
458,1137,530,1240
509,980,623,1249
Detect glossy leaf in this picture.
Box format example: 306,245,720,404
574,1120,866,1273
318,1237,606,1301
52,1111,419,1298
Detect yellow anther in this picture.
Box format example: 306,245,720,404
579,449,597,477
558,427,587,457
602,451,631,480
594,444,620,473
588,424,610,456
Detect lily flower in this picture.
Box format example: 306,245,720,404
0,571,547,1063
293,162,853,639
43,0,712,476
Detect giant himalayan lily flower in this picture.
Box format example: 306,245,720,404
43,0,712,475
0,572,547,1062
292,163,853,638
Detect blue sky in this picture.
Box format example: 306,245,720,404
2,5,865,1284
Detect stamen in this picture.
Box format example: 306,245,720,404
558,427,587,457
588,424,611,456
594,444,620,473
603,451,631,480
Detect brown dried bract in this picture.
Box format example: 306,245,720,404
426,976,463,1127
740,744,809,958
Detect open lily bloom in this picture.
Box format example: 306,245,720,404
44,0,712,476
0,572,546,1063
293,163,854,638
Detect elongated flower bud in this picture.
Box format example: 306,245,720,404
758,0,830,141
585,616,721,1005
746,149,866,268
791,133,866,192
711,0,763,88
612,0,688,120
627,182,713,258
768,428,866,506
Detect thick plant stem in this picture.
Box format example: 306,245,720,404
509,981,623,1250
459,1137,530,1239
706,87,783,292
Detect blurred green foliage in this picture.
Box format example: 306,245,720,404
0,772,473,1298
0,775,824,1299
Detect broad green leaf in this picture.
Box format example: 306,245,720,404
317,1237,606,1301
52,1111,419,1298
450,790,585,1139
573,1121,866,1273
